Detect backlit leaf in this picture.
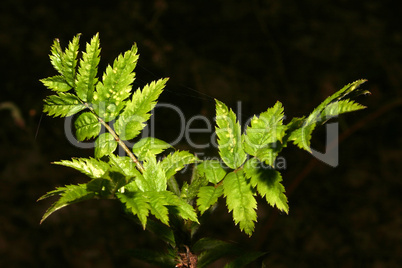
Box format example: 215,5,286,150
43,92,85,117
215,100,246,169
95,133,117,158
74,112,101,141
131,137,171,161
39,184,94,224
53,157,110,179
92,44,139,121
75,33,100,102
223,171,257,236
197,185,224,214
114,78,167,140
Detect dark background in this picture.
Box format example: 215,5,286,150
1,0,401,267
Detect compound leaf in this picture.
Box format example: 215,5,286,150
244,101,286,166
92,44,139,121
39,184,95,224
114,78,167,140
95,133,117,158
43,92,85,117
215,100,247,169
288,79,367,152
197,185,224,214
223,171,257,236
74,112,101,141
75,33,101,102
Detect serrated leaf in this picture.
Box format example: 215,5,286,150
39,184,95,224
215,100,247,169
61,34,81,87
287,80,368,152
108,154,141,177
197,185,224,214
320,99,366,122
136,156,167,192
49,38,63,74
160,150,197,179
114,78,167,140
92,44,139,122
116,190,150,229
160,191,199,223
244,101,286,165
43,93,85,117
75,33,101,102
223,171,257,236
131,137,171,161
86,178,113,197
244,158,288,213
74,112,101,141
147,191,170,226
53,157,110,179
95,132,118,158
287,122,316,152
197,160,227,184
40,76,72,92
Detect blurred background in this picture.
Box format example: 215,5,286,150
1,0,401,267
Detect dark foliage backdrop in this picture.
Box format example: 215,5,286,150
1,0,401,267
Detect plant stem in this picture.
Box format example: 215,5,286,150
85,103,145,173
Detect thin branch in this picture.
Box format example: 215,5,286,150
85,103,145,173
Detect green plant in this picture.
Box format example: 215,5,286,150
39,33,370,267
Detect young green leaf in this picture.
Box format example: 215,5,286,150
215,100,247,169
61,34,81,87
320,99,366,122
160,150,198,179
159,191,199,223
197,185,224,214
136,156,167,192
197,160,227,184
92,44,139,121
244,158,289,214
40,75,71,92
74,112,101,141
114,78,167,140
43,93,85,117
244,101,286,166
108,154,141,177
75,33,101,102
95,133,118,158
38,184,95,224
117,189,150,229
49,38,63,75
147,191,170,226
288,79,367,152
223,171,257,236
53,157,110,179
131,137,172,161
